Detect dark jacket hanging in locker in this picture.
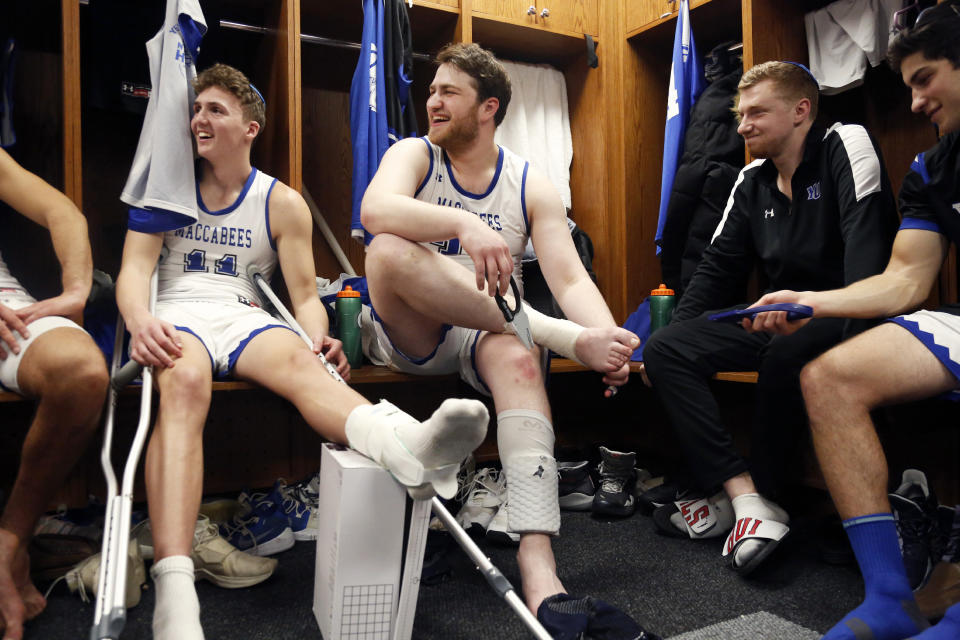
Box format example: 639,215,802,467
659,48,745,299
383,0,418,143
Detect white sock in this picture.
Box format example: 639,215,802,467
345,398,488,498
151,555,204,640
729,493,789,566
504,302,584,365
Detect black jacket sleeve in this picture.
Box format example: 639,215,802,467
830,128,899,287
672,176,756,322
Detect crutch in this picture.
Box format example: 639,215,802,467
90,267,158,640
247,266,553,640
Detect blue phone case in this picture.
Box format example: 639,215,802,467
708,303,813,323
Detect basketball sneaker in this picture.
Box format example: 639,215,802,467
456,467,506,535
558,461,595,511
220,495,294,557
592,447,636,517
890,468,940,590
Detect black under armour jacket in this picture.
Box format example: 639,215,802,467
673,123,899,325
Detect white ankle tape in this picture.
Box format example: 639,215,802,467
503,303,584,365
345,401,429,488
346,399,488,499
497,409,559,535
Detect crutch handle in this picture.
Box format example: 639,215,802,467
111,360,143,392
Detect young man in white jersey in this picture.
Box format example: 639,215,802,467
360,43,640,623
116,63,489,640
0,148,109,640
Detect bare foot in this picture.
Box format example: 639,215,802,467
574,327,638,373
0,529,27,640
14,549,45,621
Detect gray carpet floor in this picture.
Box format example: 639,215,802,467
27,504,864,639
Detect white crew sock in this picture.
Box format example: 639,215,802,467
503,302,584,365
729,493,789,566
346,398,488,498
151,555,204,640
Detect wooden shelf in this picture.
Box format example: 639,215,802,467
472,15,594,64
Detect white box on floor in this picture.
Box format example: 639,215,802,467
313,442,407,640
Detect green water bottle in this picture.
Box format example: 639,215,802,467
335,285,362,368
649,284,676,333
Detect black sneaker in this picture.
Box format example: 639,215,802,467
636,482,693,514
592,447,636,517
890,468,939,590
558,461,595,511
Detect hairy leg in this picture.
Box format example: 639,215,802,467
0,328,107,639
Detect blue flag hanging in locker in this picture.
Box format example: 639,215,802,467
656,0,704,255
350,0,418,245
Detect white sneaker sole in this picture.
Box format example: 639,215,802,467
195,566,276,589
245,527,295,556
292,526,318,542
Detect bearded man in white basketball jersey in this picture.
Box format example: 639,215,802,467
361,43,639,620
0,148,109,640
116,63,489,640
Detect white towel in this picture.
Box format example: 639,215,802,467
494,60,573,210
121,0,206,225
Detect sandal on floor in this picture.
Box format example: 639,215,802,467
722,516,790,575
652,491,734,539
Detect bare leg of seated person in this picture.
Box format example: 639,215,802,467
0,327,107,640
148,334,213,640
366,234,637,372
476,334,565,613
803,323,956,640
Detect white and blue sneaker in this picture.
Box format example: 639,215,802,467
276,475,321,541
219,494,294,557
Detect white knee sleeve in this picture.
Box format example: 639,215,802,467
504,303,584,365
497,409,560,535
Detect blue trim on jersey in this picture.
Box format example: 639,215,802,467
888,315,960,385
175,325,215,372
225,323,296,374
197,168,258,216
910,152,932,185
467,330,490,394
520,161,530,235
899,217,943,235
128,207,196,233
0,376,11,392
369,305,454,365
265,178,279,251
414,137,434,198
444,146,504,200
178,14,206,63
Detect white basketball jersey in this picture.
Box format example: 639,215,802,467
415,138,530,284
157,168,278,304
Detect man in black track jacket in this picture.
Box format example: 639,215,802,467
640,61,899,577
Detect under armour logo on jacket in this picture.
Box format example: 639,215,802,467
764,208,775,219
806,182,821,200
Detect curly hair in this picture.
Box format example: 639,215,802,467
436,43,512,126
193,63,266,131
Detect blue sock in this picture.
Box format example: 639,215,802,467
910,602,960,639
822,513,929,640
